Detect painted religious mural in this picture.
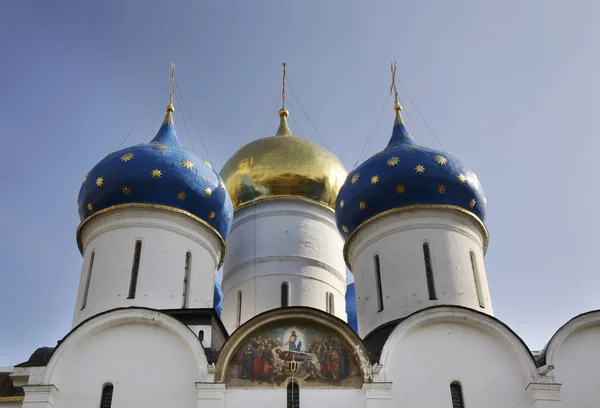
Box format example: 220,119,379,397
225,323,363,388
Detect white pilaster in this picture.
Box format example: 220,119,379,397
22,385,58,408
196,382,226,408
526,383,561,407
362,382,392,408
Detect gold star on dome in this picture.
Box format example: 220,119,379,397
202,160,212,168
154,145,167,151
227,213,232,221
120,152,134,162
469,199,476,208
339,200,345,209
83,173,89,183
458,173,466,183
359,201,367,210
208,210,216,219
151,169,162,178
87,203,93,211
469,171,478,180
219,180,226,190
437,184,446,194
181,159,194,169
122,186,131,196
407,145,419,149
370,175,379,184
177,191,187,200
96,177,104,187
77,203,80,211
434,155,447,165
415,164,425,173
387,156,400,166
396,184,405,194
342,225,349,233
204,187,212,197
351,173,360,184
106,152,115,157
407,133,414,140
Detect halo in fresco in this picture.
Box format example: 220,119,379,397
225,323,363,388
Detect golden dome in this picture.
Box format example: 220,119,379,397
220,110,348,211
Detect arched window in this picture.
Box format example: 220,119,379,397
199,330,204,342
374,254,384,312
100,383,114,408
450,381,465,408
422,242,437,300
182,251,192,308
281,282,290,307
470,251,484,308
287,380,300,408
236,290,242,327
127,240,142,299
81,251,95,310
328,292,335,315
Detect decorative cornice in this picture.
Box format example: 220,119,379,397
0,396,24,403
234,194,336,213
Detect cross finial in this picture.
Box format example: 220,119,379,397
390,62,401,112
167,63,176,113
281,62,287,110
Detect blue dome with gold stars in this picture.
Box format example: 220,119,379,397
77,105,234,245
335,105,486,240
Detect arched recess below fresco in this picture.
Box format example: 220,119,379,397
214,307,372,388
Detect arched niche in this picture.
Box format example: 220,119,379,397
214,307,372,388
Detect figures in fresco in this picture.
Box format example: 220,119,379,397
283,330,302,352
228,326,358,387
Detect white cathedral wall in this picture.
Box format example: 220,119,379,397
550,324,600,406
347,209,491,336
225,388,363,408
45,310,209,408
378,312,534,407
221,200,347,332
73,208,222,327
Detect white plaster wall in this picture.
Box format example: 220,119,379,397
347,209,491,336
73,208,223,327
221,200,347,332
380,317,532,407
187,324,213,348
47,311,208,408
225,387,363,408
552,326,600,407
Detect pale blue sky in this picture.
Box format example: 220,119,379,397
1,0,599,366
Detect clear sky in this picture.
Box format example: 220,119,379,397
1,0,599,366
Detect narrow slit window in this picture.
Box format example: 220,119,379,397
182,251,192,308
127,240,142,299
199,330,204,342
81,251,95,310
450,381,465,408
423,242,437,300
281,282,290,307
374,254,384,312
470,251,485,308
325,292,330,313
236,290,242,327
100,384,114,408
328,292,335,315
287,380,300,408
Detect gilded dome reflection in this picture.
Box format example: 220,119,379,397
220,129,347,211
